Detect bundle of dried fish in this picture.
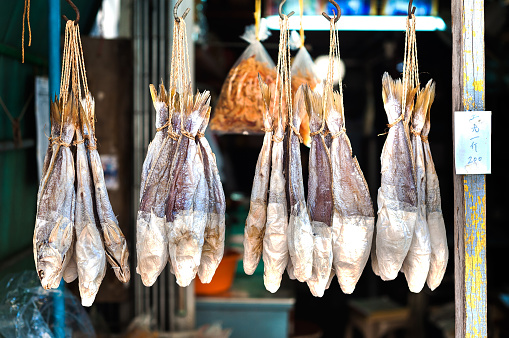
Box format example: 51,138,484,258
166,88,211,287
373,72,417,281
401,81,433,293
422,85,448,290
84,95,130,283
197,111,226,284
74,112,107,306
243,77,273,275
136,84,177,287
34,96,77,290
305,88,333,297
286,85,313,282
325,88,375,294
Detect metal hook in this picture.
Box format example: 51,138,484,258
322,0,341,23
62,0,80,23
279,0,295,19
408,0,416,18
174,0,190,22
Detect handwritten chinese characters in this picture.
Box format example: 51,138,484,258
454,111,491,174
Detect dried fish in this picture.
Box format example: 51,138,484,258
374,72,417,281
401,81,433,292
74,114,107,306
422,84,448,290
197,111,226,284
62,238,77,283
326,89,375,294
305,88,333,297
166,88,211,287
243,77,273,275
140,84,170,193
136,84,178,287
286,84,313,282
34,97,77,289
83,95,130,283
262,97,289,294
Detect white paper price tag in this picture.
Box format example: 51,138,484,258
454,111,491,174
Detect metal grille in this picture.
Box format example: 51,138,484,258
132,0,195,332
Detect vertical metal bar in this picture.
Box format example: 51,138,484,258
49,0,66,336
133,0,142,317
452,0,487,335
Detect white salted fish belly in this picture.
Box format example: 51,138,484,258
401,204,431,293
169,210,206,287
198,212,226,284
243,201,267,275
306,221,333,297
76,224,107,306
136,210,169,286
263,200,288,293
375,188,416,281
334,215,374,294
426,211,448,290
288,206,313,282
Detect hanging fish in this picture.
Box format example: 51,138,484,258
401,81,434,293
74,111,107,305
422,84,448,290
136,84,178,287
243,76,273,275
326,89,375,294
373,72,417,281
305,88,333,297
197,111,226,284
166,87,211,287
286,84,313,283
34,96,77,289
83,94,130,283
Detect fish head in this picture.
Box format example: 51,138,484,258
36,245,64,289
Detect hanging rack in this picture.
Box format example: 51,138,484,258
279,0,295,19
62,0,80,23
322,0,341,23
174,0,190,22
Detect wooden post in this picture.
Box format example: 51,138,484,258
452,0,487,335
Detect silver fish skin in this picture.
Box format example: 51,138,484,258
421,84,448,290
243,77,273,275
326,89,374,294
167,89,210,287
136,88,179,287
75,125,107,306
263,111,288,293
197,112,226,284
140,84,170,195
287,84,313,283
401,82,433,293
375,72,418,281
34,97,76,290
83,94,130,283
305,88,333,297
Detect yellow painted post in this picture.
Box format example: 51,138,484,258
452,0,487,335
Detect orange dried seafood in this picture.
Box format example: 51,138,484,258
210,55,276,134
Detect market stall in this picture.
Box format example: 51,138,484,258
0,0,497,336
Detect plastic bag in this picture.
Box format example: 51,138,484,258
0,270,95,338
209,18,276,134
